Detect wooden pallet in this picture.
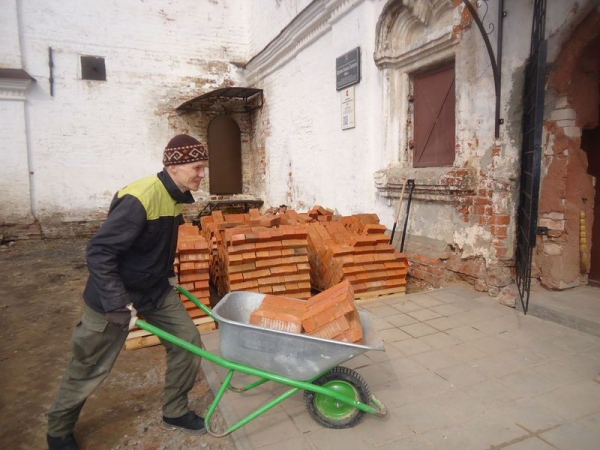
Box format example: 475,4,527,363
125,316,218,350
354,286,406,301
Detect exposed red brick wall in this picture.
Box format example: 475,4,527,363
536,11,600,289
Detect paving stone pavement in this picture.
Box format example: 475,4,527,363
200,286,600,450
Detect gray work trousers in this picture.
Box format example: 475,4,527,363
47,289,202,437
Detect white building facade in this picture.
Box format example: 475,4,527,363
2,0,599,295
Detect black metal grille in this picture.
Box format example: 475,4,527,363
515,0,547,314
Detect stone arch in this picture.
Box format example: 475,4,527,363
374,0,453,67
373,0,456,168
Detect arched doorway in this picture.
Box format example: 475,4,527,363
207,115,242,195
537,12,600,289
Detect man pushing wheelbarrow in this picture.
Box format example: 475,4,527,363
47,135,386,449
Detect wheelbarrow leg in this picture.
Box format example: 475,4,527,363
204,369,301,438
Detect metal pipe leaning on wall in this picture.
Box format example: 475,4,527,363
400,180,416,253
580,211,590,274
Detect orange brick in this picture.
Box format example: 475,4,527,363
229,273,244,283
307,315,350,339
270,265,297,275
296,263,311,272
302,303,348,332
242,268,272,280
194,280,209,290
257,286,273,294
228,254,244,264
257,275,285,286
256,250,271,260
261,295,307,314
228,262,256,273
230,234,246,245
242,252,257,262
282,239,307,248
179,253,210,262
284,274,307,283
178,272,209,283
227,243,257,254
230,280,259,291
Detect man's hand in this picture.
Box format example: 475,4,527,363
105,303,138,331
168,276,179,288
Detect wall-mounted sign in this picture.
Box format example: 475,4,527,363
336,47,360,91
341,86,355,130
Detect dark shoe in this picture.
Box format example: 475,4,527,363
47,433,79,450
162,411,207,435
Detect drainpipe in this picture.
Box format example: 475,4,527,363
16,0,40,229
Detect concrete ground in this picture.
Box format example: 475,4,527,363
2,239,599,449
201,285,600,450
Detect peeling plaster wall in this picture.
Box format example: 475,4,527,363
1,0,249,237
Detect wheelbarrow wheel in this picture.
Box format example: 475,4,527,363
304,366,371,429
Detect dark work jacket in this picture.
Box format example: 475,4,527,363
83,169,194,313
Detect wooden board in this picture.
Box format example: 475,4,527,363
125,317,217,350
354,286,406,301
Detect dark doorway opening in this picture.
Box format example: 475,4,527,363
583,125,600,287
208,115,242,195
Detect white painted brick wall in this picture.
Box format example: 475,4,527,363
259,2,380,217
0,100,33,223
249,0,313,56
0,0,22,67
1,0,250,231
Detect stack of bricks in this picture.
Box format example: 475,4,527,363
249,280,363,343
200,209,280,286
196,207,407,302
174,223,212,318
307,215,408,300
213,224,312,299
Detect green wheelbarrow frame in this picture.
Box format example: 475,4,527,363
135,286,387,437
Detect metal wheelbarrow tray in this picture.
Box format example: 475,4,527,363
135,286,387,436
213,291,385,380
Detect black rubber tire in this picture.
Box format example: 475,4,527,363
304,366,371,429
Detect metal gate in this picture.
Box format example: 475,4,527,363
515,0,547,314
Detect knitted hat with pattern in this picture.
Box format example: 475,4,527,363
163,134,208,166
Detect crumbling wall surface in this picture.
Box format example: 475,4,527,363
1,0,250,238
536,8,600,290
370,0,535,295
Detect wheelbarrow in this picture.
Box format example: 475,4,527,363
135,286,387,437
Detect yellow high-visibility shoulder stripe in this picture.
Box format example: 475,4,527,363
117,175,183,219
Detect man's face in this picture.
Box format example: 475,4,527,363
170,161,208,192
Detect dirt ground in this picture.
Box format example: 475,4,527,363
0,237,431,450
0,238,236,450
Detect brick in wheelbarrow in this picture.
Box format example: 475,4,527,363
248,280,364,344
249,294,307,333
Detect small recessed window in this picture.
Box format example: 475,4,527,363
81,56,106,81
